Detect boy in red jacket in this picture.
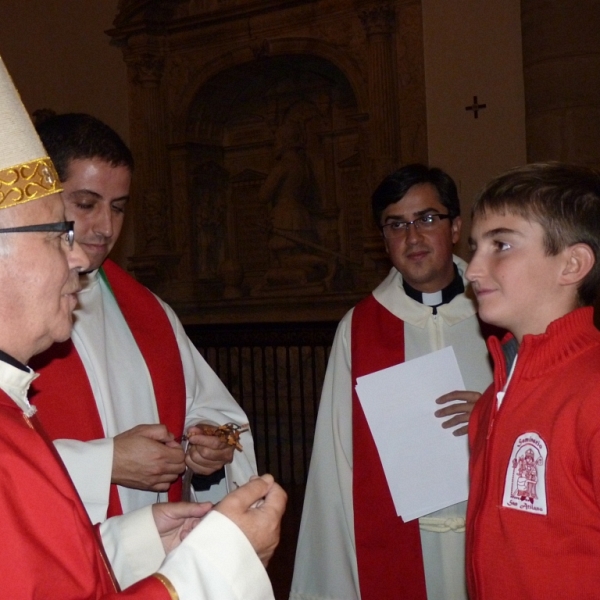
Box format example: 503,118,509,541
465,162,600,599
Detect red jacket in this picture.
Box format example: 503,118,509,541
467,307,600,599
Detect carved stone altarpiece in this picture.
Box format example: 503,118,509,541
109,0,427,324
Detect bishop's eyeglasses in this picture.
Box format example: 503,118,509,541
0,221,75,248
381,213,451,240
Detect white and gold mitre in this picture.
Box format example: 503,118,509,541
0,55,61,210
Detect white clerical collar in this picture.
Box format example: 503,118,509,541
422,291,443,306
402,264,465,311
0,357,38,416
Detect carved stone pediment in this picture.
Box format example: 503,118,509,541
114,0,320,36
114,0,187,32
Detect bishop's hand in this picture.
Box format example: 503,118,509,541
215,474,287,567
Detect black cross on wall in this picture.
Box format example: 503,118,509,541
465,96,487,119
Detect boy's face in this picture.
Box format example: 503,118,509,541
466,211,575,342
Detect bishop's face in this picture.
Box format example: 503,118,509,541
60,158,131,272
381,183,462,293
0,194,89,363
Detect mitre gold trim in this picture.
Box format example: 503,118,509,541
0,157,62,210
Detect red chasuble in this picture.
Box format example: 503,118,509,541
352,294,428,599
30,259,186,517
0,390,172,598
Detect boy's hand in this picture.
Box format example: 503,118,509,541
434,390,481,436
215,474,287,567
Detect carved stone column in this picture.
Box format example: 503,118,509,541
129,51,169,254
360,4,400,184
125,47,180,287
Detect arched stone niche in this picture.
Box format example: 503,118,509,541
182,56,376,297
109,0,427,323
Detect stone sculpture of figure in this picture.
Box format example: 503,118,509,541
258,119,327,287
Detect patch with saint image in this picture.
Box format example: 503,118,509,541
502,432,548,515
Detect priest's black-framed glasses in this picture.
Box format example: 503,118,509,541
381,213,451,240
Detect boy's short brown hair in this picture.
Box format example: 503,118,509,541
473,162,600,306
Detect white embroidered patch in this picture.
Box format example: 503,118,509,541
502,432,548,515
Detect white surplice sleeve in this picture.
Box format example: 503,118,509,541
100,507,274,599
53,437,113,525
158,511,274,600
158,298,258,499
290,308,362,600
99,505,165,587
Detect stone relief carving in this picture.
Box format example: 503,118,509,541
178,53,366,301
256,119,328,292
110,0,427,319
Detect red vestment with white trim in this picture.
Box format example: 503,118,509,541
352,294,428,599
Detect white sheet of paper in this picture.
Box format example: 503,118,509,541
355,346,468,521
